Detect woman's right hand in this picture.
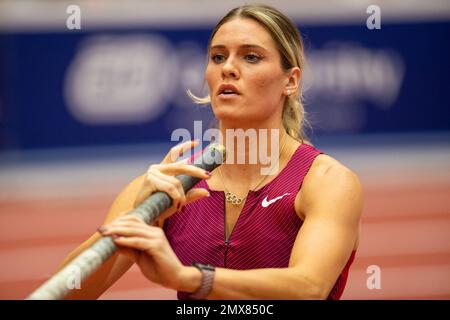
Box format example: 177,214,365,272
133,140,211,223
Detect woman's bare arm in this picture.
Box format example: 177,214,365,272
59,175,146,299
57,141,208,299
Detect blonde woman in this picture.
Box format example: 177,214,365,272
59,4,363,300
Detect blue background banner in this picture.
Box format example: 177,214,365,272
1,21,449,150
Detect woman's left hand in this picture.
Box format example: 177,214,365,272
98,215,187,290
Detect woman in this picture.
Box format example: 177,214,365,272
59,4,363,300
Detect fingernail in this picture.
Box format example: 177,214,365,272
206,192,210,197
111,234,120,239
97,226,106,233
205,171,212,176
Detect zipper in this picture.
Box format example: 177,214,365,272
224,194,229,267
224,239,230,268
223,193,244,268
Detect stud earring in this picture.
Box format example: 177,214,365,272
286,90,291,96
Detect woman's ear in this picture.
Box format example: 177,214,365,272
284,67,301,96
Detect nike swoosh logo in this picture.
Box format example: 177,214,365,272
261,193,291,208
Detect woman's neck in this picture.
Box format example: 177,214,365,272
214,122,290,187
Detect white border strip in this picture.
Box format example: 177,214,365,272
0,0,449,31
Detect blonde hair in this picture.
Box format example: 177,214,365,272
188,4,309,142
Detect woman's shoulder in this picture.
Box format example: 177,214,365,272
306,153,361,198
309,154,353,179
292,139,354,182
296,153,363,219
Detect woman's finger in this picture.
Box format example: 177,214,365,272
151,162,211,179
135,171,183,209
185,188,210,204
149,170,187,208
100,225,154,239
137,164,210,209
101,218,153,233
113,236,161,254
161,140,199,164
157,188,210,221
101,217,163,233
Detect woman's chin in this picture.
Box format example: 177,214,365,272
213,104,245,120
212,104,241,118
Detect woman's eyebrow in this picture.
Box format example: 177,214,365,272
210,44,268,51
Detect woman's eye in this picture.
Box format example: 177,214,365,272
211,54,226,63
245,54,261,63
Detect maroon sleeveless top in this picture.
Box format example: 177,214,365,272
164,143,356,300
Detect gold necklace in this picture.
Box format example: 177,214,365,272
219,134,288,206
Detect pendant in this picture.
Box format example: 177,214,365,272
225,191,244,206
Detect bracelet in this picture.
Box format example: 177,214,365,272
188,262,215,300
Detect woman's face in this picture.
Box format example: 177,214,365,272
205,18,293,127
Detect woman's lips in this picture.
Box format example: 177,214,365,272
215,83,241,101
217,84,240,95
218,92,240,100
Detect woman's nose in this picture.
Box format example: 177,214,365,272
222,58,240,79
